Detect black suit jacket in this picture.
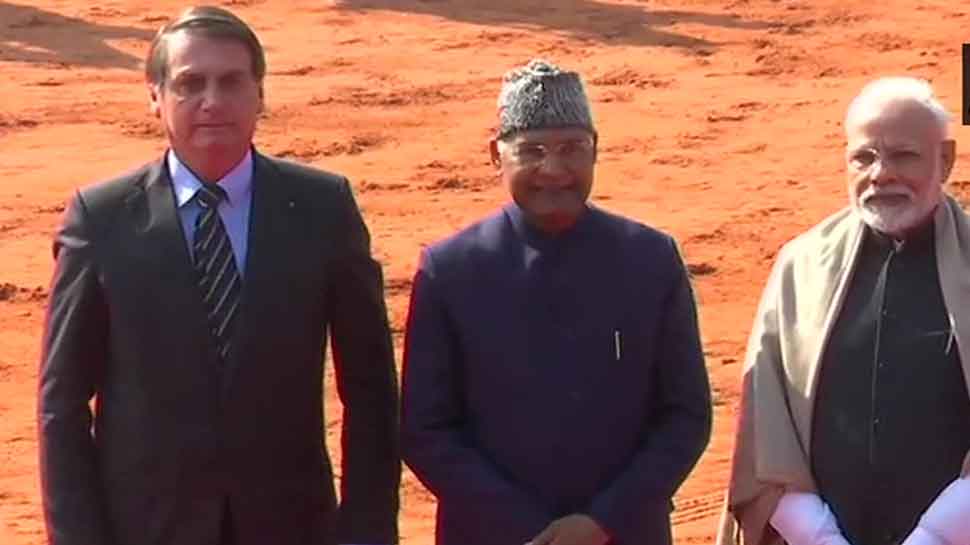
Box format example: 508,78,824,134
38,151,400,545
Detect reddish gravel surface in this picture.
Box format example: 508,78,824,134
3,1,970,543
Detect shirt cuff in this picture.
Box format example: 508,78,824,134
901,526,947,545
769,492,849,545
916,477,970,545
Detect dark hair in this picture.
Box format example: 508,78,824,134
145,6,266,87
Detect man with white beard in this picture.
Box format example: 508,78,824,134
718,77,970,545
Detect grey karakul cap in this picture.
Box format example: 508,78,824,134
497,58,595,139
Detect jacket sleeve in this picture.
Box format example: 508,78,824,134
328,179,401,544
38,191,112,545
400,249,553,540
587,238,713,543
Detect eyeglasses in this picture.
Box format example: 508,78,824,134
503,138,596,168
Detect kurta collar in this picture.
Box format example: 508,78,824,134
866,212,936,256
503,201,595,251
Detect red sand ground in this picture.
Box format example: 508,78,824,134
3,1,970,543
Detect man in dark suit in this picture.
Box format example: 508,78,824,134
400,59,712,545
37,6,399,545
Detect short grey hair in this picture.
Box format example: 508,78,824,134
845,76,951,137
145,6,266,88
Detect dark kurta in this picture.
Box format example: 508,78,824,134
812,222,970,545
401,203,712,545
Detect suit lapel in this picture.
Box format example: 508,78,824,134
221,153,301,394
138,159,195,277
126,157,223,373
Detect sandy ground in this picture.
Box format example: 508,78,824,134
3,0,970,543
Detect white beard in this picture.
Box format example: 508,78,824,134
853,183,941,237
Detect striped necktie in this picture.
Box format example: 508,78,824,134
193,184,242,362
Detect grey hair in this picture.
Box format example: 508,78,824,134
146,6,266,88
845,77,951,137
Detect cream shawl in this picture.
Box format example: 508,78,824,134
717,195,970,545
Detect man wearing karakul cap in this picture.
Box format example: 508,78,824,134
400,59,712,545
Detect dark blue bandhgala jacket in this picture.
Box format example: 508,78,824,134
401,203,712,545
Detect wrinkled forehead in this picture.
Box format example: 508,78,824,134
503,126,595,146
845,98,943,150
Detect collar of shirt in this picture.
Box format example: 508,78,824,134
167,149,254,209
503,201,596,252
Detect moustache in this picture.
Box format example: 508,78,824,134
860,186,915,205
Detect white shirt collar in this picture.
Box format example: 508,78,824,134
168,149,253,208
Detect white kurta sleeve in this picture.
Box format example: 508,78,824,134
770,492,852,545
901,477,970,545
